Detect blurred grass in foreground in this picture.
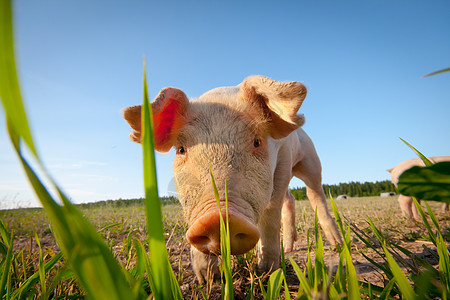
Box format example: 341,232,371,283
1,0,180,298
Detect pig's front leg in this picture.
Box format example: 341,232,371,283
305,185,342,245
282,191,298,252
190,247,220,284
294,151,342,246
257,201,283,272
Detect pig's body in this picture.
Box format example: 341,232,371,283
387,156,450,220
252,124,340,269
124,76,341,283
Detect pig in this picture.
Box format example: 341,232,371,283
387,156,450,221
123,75,342,283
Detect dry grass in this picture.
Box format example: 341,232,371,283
1,196,448,299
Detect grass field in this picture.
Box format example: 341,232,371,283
1,195,448,299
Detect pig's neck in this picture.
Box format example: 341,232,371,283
267,129,303,182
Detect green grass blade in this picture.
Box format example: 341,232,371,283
169,269,183,300
44,263,73,300
141,62,181,300
327,285,340,300
0,219,11,249
313,210,324,291
398,162,450,203
0,241,7,258
383,245,416,299
259,278,268,299
268,269,284,300
0,231,13,299
330,196,345,239
423,67,450,78
360,252,393,280
61,198,136,297
333,250,346,295
367,283,373,300
210,168,221,207
336,221,361,300
391,242,437,275
210,170,233,300
223,180,233,300
399,138,433,166
437,234,450,291
134,238,155,295
421,200,450,291
413,269,436,300
288,256,311,297
344,232,361,300
368,218,386,246
306,244,314,288
378,278,396,300
199,289,208,300
12,252,64,299
413,199,437,245
98,223,122,233
280,241,291,300
8,119,137,300
350,225,389,266
260,269,284,300
425,201,441,232
35,233,47,298
131,240,146,280
0,0,36,156
2,1,140,298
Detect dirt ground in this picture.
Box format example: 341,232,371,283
161,228,443,299
3,196,449,299
163,197,449,299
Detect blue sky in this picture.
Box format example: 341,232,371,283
1,0,449,208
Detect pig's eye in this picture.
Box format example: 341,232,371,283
177,146,186,155
253,138,261,148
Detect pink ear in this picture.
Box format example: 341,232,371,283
122,87,189,152
152,88,189,152
123,105,143,143
240,76,306,139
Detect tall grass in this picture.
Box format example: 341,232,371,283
141,62,182,300
0,0,35,156
210,170,234,300
1,1,180,298
2,0,133,298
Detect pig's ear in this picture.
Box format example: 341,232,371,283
122,87,189,152
123,105,142,143
240,75,306,139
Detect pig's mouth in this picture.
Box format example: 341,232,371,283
186,206,260,255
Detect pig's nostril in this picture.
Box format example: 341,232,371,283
234,233,247,240
229,229,260,255
190,235,210,245
187,232,219,254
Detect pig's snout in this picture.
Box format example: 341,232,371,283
186,210,260,255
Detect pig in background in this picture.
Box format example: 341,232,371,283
123,75,342,283
387,156,450,221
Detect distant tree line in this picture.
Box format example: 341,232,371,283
77,196,178,209
290,180,395,200
75,180,395,209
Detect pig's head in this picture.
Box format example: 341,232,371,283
123,76,306,256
